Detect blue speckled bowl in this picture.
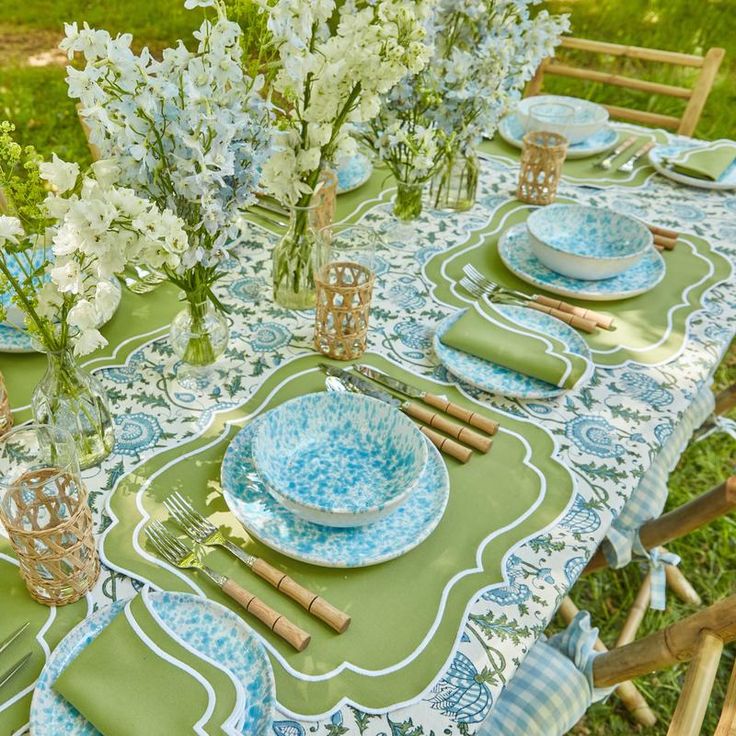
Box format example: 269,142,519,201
527,205,652,281
252,392,428,527
517,95,609,144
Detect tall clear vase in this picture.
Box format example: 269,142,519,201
272,168,337,310
31,347,114,470
430,148,479,212
170,297,229,390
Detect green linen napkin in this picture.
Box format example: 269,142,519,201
670,141,736,181
440,300,590,389
53,590,245,736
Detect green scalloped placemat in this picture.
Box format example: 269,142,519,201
480,125,669,188
0,543,90,734
423,199,732,367
100,352,573,717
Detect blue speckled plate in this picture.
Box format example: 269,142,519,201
649,141,736,190
499,223,666,301
251,392,428,527
498,114,618,159
0,279,122,353
222,420,449,568
336,153,373,194
433,306,593,399
30,591,274,736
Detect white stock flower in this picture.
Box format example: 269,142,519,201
73,328,106,356
0,216,24,246
39,153,80,194
50,260,83,294
67,299,98,330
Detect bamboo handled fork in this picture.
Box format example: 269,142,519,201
145,521,311,651
164,493,350,633
462,264,615,331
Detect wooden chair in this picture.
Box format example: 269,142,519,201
593,595,736,736
526,37,725,136
478,594,736,736
561,476,736,726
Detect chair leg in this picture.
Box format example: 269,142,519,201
714,654,736,736
664,560,702,607
715,384,736,416
667,630,723,736
559,597,657,727
616,574,652,648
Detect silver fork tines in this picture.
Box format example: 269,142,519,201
145,520,191,565
164,492,217,542
163,493,255,567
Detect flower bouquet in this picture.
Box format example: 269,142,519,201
258,0,433,308
0,122,186,467
425,0,569,210
62,0,272,383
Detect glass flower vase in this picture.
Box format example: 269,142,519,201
393,180,424,222
31,347,114,470
170,298,229,389
272,203,322,309
430,149,479,212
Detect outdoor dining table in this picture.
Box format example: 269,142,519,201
1,121,735,734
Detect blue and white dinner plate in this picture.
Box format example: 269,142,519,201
497,114,618,159
30,590,275,736
336,152,373,194
433,306,593,400
222,419,449,568
498,223,666,301
649,141,736,190
0,279,122,353
251,392,427,527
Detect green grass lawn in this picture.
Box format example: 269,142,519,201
1,1,736,733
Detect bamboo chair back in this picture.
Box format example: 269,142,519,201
526,37,725,136
591,594,736,736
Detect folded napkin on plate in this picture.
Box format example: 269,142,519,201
670,141,736,181
440,299,590,389
53,589,245,736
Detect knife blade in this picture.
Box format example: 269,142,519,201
325,375,472,463
0,622,29,659
354,364,498,435
319,364,492,456
0,653,31,690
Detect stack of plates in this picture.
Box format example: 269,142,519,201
498,95,617,159
221,392,450,568
499,205,665,302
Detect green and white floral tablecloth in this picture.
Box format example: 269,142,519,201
1,126,735,735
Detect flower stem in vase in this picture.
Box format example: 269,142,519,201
393,180,424,222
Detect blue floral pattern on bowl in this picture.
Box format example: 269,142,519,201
29,591,275,736
527,204,652,280
649,141,736,190
222,420,449,567
498,114,617,159
336,153,373,194
251,392,428,527
499,224,665,301
433,306,593,400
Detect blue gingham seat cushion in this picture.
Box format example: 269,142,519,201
476,612,614,736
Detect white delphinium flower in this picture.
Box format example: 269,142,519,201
62,0,273,308
422,0,570,150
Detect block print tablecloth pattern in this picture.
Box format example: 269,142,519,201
1,127,736,734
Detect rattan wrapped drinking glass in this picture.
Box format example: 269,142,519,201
0,425,99,605
0,371,12,438
516,131,568,205
314,226,380,361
